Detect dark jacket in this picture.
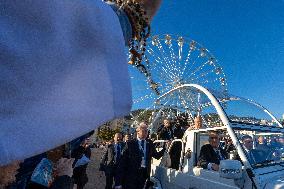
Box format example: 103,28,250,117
71,145,91,187
115,139,165,189
50,176,73,189
158,126,174,140
173,126,185,139
197,144,228,169
99,142,125,173
28,176,73,189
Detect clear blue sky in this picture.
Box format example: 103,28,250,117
150,0,284,118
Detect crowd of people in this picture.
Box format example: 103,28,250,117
2,116,283,189
99,122,166,189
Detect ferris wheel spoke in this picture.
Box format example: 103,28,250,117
188,69,215,83
156,40,178,77
182,47,195,74
186,60,210,80
168,44,178,65
148,46,173,72
148,49,178,81
181,54,202,79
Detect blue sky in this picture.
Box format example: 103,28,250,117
150,0,284,118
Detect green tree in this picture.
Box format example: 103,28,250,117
97,127,121,141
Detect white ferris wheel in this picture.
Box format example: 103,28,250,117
128,34,228,128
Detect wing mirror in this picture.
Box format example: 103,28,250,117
219,160,242,179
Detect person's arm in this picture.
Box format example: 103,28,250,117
197,146,210,169
197,146,219,171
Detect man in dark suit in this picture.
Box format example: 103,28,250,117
198,131,228,171
100,132,125,189
242,135,267,165
115,122,166,189
158,118,174,140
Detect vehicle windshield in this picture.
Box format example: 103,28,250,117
222,97,284,167
232,127,284,167
222,97,280,127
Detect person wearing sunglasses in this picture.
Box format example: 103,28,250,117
197,131,228,171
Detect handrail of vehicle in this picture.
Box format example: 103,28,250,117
153,140,169,144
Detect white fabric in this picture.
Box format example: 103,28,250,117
0,0,132,165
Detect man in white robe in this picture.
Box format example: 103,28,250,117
0,0,162,166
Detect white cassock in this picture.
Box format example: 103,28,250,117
0,1,132,165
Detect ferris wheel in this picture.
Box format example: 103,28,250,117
128,34,228,127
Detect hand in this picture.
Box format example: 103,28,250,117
163,140,171,150
134,0,163,22
115,185,123,189
54,158,75,177
211,163,219,171
185,148,192,159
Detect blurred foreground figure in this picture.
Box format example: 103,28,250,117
0,0,162,166
0,162,20,189
72,138,92,189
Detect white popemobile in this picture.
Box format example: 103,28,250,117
148,84,284,189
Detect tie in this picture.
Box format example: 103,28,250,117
248,151,255,164
141,140,145,151
216,149,223,160
141,140,146,166
116,144,121,161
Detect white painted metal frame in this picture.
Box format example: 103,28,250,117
151,84,258,168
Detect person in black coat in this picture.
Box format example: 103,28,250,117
100,132,125,189
169,121,185,170
115,123,166,189
158,119,174,140
242,135,267,165
198,131,228,171
71,138,92,189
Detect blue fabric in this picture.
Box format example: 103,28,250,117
108,3,132,45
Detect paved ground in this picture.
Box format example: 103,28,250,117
85,148,106,189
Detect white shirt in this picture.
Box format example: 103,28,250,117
0,1,131,165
